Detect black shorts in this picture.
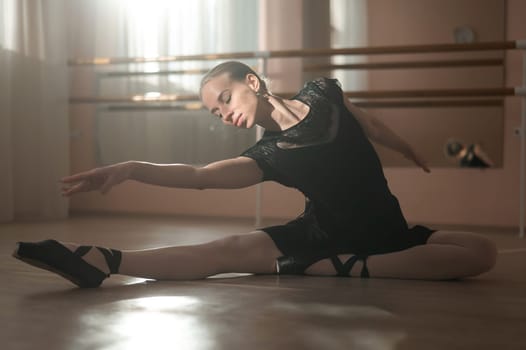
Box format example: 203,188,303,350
261,215,435,264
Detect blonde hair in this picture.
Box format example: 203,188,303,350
199,61,268,98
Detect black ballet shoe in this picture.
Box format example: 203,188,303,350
12,239,122,288
276,255,318,275
330,254,370,278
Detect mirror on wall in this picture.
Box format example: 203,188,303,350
329,0,505,168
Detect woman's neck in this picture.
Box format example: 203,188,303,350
260,95,310,131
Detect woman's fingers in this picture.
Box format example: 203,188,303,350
407,151,431,173
420,163,431,173
60,163,130,196
418,158,431,173
413,154,430,173
60,170,109,196
61,181,89,197
61,169,96,183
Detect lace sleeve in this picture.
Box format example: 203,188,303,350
240,140,280,182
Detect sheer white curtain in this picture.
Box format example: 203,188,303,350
69,0,259,166
0,0,69,222
330,0,368,90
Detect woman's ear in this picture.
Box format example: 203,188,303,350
245,74,260,93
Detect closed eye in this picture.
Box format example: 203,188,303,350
222,91,231,104
209,90,231,118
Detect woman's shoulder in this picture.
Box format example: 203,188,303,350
301,77,343,99
306,77,341,89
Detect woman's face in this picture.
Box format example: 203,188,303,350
200,73,261,129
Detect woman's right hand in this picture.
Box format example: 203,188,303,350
61,161,134,197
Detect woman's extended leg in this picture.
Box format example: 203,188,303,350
305,231,497,280
117,231,282,280
14,231,283,285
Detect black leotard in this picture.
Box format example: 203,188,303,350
241,78,434,262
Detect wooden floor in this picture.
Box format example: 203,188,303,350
1,214,525,350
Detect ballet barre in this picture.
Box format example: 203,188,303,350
68,41,520,65
100,99,503,111
92,58,502,78
69,87,520,105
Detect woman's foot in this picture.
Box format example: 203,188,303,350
13,240,121,288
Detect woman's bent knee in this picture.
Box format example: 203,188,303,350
461,235,497,276
472,236,497,274
429,231,497,276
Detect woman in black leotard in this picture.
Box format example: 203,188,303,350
13,61,496,288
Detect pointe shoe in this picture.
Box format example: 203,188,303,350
13,239,121,288
330,255,370,278
276,255,313,275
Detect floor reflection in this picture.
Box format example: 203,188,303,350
77,296,211,350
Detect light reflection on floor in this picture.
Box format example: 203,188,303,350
73,294,405,350
78,296,211,350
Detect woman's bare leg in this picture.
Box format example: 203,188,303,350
305,231,497,280
64,231,282,280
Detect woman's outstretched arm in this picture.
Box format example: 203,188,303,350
343,98,430,173
61,157,263,196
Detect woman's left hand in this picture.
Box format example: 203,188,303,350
405,150,431,173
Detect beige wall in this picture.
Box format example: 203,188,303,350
69,0,526,229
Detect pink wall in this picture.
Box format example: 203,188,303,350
69,0,526,229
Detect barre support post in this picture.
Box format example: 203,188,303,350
253,57,269,228
520,50,526,238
